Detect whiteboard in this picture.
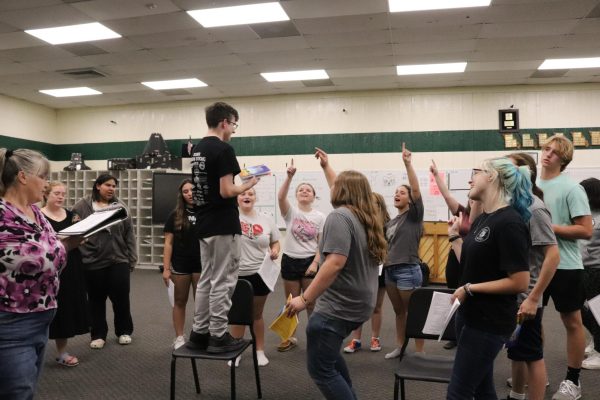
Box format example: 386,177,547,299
253,174,277,220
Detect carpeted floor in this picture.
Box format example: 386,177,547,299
36,269,600,399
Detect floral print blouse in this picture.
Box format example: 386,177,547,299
0,199,66,313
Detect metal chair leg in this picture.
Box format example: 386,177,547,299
252,341,262,398
230,359,236,400
191,359,200,394
393,375,399,400
400,378,405,400
170,357,176,400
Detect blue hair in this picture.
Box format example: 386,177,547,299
485,157,533,222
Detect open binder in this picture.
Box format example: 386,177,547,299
58,206,127,238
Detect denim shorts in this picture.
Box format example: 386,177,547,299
385,263,422,290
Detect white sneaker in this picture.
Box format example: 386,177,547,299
173,335,186,350
384,347,402,359
227,356,241,368
583,349,600,369
118,334,132,345
90,339,105,349
552,380,581,400
256,350,269,367
585,339,594,356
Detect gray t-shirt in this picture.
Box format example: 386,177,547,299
314,207,379,323
384,196,424,266
519,195,557,306
581,210,600,269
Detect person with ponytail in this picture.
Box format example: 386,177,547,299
505,153,559,400
446,157,532,400
286,170,387,400
0,148,69,398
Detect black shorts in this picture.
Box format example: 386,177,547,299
240,273,271,296
507,308,544,362
543,269,585,313
281,254,314,281
171,260,201,275
378,273,385,288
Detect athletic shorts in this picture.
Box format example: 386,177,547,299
385,263,422,290
240,273,271,296
507,307,544,362
543,269,585,313
171,260,201,275
281,254,315,281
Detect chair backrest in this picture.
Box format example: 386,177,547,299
405,288,457,342
227,279,254,327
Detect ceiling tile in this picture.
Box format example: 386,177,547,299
0,31,44,50
226,36,309,54
480,19,579,38
0,4,92,30
128,28,213,49
1,45,75,62
293,13,389,35
281,0,388,19
71,0,181,21
103,11,198,36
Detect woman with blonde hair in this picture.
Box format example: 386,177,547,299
287,170,387,400
344,192,390,353
446,157,532,399
41,181,89,367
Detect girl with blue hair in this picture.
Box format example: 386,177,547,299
446,157,533,400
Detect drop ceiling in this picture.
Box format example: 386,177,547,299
0,0,598,109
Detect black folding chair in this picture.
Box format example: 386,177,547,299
393,288,457,400
170,279,262,400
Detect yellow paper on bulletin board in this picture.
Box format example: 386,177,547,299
269,294,299,341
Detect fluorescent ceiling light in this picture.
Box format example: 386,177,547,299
389,0,491,12
261,70,329,82
396,62,467,75
187,2,289,28
25,22,121,45
39,87,102,97
538,57,600,70
141,78,208,90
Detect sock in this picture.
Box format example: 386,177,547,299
566,366,581,386
508,390,526,400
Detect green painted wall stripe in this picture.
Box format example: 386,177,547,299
3,128,599,161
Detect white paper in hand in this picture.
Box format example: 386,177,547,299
167,280,174,308
258,252,280,292
422,291,460,341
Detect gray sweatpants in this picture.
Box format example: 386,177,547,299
192,234,240,337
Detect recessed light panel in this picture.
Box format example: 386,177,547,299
389,0,491,12
25,22,121,45
538,57,600,70
141,78,208,90
187,2,289,28
396,62,467,75
39,87,102,97
261,70,329,82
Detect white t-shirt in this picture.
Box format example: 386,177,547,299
239,212,280,276
282,206,325,258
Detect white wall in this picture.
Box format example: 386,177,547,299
52,83,600,171
0,94,56,142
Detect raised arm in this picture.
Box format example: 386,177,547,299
430,159,460,214
402,143,421,200
315,147,336,189
277,158,296,218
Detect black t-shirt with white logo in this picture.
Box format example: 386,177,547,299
190,136,241,238
459,206,530,336
164,209,200,267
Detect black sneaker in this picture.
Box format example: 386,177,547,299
206,332,246,353
186,330,209,350
443,340,457,350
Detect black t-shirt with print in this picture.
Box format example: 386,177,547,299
190,136,241,238
459,206,530,336
164,209,200,267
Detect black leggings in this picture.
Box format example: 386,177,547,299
84,263,133,340
582,268,600,351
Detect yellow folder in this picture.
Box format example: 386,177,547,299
269,294,299,341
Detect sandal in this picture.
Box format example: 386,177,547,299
56,353,79,367
277,337,298,352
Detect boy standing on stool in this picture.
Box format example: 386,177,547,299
538,134,593,400
186,102,258,353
